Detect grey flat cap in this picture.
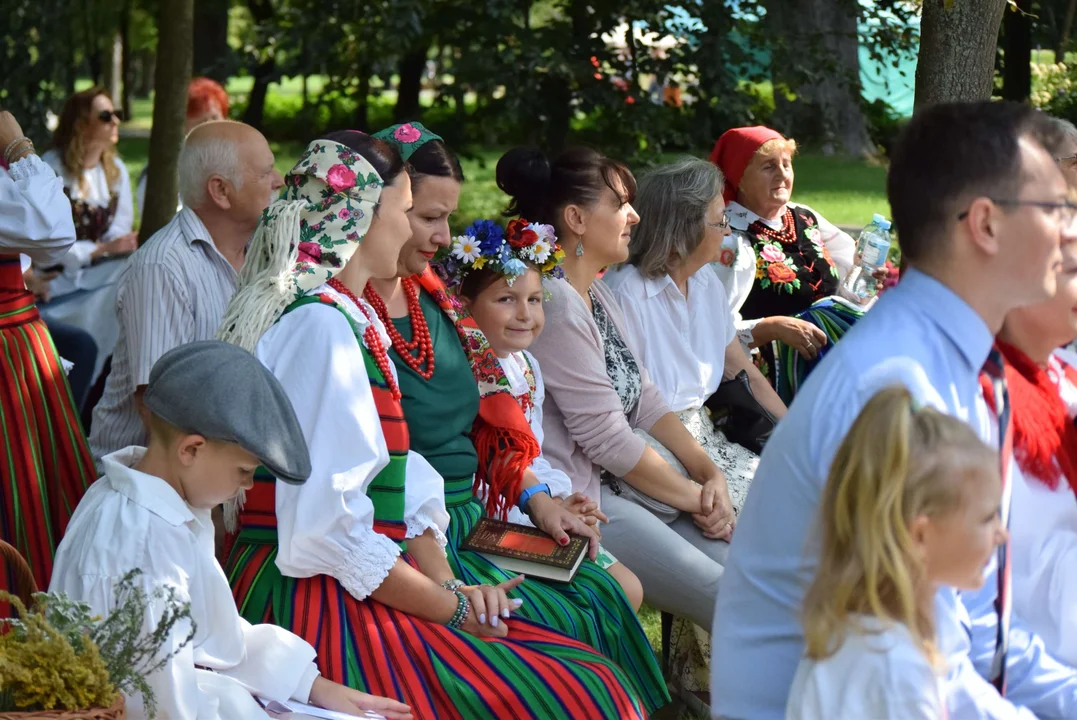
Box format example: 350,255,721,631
142,340,311,484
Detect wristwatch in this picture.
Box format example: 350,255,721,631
517,483,551,513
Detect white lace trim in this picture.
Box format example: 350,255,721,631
405,513,448,548
335,530,401,601
7,154,46,182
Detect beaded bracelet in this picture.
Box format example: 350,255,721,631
3,137,33,164
447,589,470,630
441,579,465,591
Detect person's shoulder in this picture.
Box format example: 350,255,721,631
110,154,129,175
604,265,648,300
541,276,583,313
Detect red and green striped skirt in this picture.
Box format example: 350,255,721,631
228,530,649,719
0,260,95,600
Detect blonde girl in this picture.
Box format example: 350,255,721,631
787,386,1007,719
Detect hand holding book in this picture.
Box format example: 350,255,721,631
525,492,600,561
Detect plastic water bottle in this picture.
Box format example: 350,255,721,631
842,213,892,300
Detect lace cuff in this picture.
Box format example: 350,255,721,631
7,154,47,182
736,317,763,352
406,514,448,549
335,531,401,601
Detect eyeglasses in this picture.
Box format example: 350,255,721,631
97,109,124,123
1057,154,1077,166
957,198,1077,227
707,215,731,231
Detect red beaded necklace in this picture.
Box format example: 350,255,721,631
326,278,402,401
363,278,436,380
748,207,797,245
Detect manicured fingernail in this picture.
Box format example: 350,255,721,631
512,599,524,606
492,616,499,627
502,608,510,618
479,614,486,624
560,537,568,545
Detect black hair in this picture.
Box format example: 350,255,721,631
887,101,1055,264
495,146,637,231
320,130,406,186
406,138,465,186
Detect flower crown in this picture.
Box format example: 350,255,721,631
435,218,566,291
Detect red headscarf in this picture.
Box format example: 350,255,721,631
710,126,785,204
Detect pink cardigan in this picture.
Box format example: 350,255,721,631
530,277,670,504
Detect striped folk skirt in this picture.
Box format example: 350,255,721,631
441,478,670,714
0,263,95,596
227,528,649,720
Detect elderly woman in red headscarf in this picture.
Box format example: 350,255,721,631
709,127,870,402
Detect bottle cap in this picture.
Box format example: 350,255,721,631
872,213,892,231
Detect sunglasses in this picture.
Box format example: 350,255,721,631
97,109,124,123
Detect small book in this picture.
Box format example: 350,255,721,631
462,517,587,583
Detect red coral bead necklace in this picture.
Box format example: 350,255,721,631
363,277,436,380
327,278,403,400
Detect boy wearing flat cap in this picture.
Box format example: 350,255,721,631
50,341,412,720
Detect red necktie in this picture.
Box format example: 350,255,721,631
983,346,1013,696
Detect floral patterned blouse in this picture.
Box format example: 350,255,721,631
590,290,642,415
738,205,840,320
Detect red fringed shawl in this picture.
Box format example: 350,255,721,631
415,267,541,519
981,340,1077,495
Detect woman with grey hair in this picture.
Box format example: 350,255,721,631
606,157,785,500
1042,114,1077,189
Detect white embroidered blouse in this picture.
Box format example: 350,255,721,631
254,285,450,601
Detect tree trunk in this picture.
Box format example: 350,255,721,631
765,0,874,156
140,0,194,242
394,45,429,122
1058,0,1077,60
1001,0,1032,102
242,0,276,129
354,74,371,131
120,0,133,119
915,0,1008,110
193,0,231,81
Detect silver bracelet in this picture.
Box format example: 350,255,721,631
3,137,33,164
441,579,465,591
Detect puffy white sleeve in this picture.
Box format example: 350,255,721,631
102,158,133,242
525,352,574,500
404,450,450,548
797,203,856,281
0,155,76,265
255,302,402,601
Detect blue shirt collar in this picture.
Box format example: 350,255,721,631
896,268,993,373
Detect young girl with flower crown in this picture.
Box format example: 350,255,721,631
436,217,645,610
787,385,1007,719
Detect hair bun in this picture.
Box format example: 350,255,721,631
496,147,551,220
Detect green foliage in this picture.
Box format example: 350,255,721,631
0,569,195,718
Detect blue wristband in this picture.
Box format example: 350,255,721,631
517,483,551,513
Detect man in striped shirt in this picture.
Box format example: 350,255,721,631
89,120,284,463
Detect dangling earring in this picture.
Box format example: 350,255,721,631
575,240,585,257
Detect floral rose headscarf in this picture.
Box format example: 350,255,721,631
373,122,443,162
218,138,386,354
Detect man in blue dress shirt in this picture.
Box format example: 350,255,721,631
712,101,1077,719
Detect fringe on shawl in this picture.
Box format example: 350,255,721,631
217,198,306,530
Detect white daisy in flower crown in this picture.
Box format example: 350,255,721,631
433,217,566,292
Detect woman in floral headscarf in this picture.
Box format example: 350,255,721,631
218,131,650,719
710,127,870,402
366,122,669,713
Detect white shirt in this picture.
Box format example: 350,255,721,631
90,207,239,464
41,148,133,276
1010,348,1077,668
494,351,574,525
786,616,945,720
710,201,858,345
0,154,77,265
712,270,1077,720
604,263,736,412
255,286,450,600
50,448,320,720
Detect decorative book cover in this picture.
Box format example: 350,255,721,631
462,518,586,570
